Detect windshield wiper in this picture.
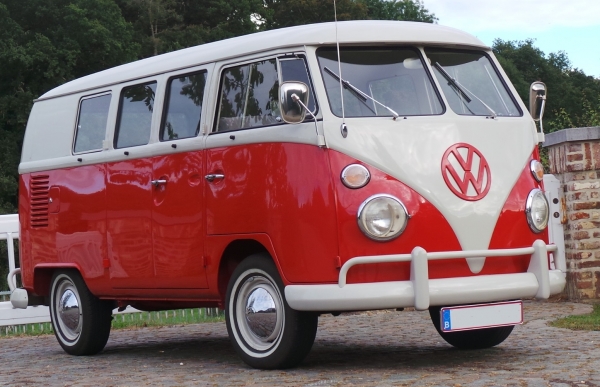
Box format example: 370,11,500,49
433,62,497,118
324,66,400,120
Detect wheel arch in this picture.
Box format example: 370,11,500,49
33,264,82,296
217,239,273,305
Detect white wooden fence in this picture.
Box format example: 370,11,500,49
0,214,51,326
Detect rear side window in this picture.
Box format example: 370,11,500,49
216,59,280,132
73,93,111,153
115,82,157,148
161,71,207,141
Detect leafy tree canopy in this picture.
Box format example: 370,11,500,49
116,0,266,57
493,39,600,131
261,0,436,30
362,0,437,23
114,0,437,57
0,0,139,214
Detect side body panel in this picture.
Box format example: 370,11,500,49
20,152,209,297
205,141,339,284
19,166,109,294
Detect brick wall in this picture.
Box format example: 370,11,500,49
545,127,600,300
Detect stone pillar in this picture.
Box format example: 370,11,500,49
544,127,600,300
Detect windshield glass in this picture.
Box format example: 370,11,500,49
316,47,443,117
425,49,521,117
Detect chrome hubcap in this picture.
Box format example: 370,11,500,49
55,279,82,342
234,273,283,352
245,287,277,339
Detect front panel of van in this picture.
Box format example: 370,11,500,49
298,44,545,284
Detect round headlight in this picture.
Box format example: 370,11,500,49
530,160,544,182
357,194,408,241
341,164,370,189
525,189,549,233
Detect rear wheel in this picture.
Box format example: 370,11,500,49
225,253,318,369
49,270,113,355
429,306,514,349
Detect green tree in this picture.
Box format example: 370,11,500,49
115,0,437,57
116,0,265,58
493,39,600,131
262,0,436,30
363,0,437,22
262,0,367,29
3,0,139,79
0,0,138,213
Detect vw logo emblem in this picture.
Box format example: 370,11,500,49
441,143,491,201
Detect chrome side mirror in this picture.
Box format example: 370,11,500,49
529,81,547,122
279,82,309,124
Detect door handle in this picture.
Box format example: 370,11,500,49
205,174,225,182
151,179,167,187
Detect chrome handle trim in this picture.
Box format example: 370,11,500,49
205,174,225,182
151,179,167,187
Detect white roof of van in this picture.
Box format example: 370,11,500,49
38,20,486,101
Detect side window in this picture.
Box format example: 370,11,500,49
73,93,111,153
114,82,157,149
279,58,316,113
161,71,207,141
216,59,280,132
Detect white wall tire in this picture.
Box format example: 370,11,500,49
225,253,318,369
49,270,113,355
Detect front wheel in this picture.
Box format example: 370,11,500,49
225,253,318,369
429,306,514,349
49,270,113,355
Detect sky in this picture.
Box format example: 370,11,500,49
422,0,600,78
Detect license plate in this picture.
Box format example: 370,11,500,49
440,301,523,332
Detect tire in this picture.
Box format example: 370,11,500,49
429,306,514,350
225,253,318,369
49,270,113,355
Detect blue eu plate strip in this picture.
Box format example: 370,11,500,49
442,309,451,331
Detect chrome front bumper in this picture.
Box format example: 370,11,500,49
285,240,566,312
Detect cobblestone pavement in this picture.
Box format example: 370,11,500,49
1,300,598,386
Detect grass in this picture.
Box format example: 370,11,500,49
550,303,600,331
0,308,225,338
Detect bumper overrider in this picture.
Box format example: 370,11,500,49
285,240,566,312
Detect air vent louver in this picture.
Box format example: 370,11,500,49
30,175,50,228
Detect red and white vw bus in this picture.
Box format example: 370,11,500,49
10,20,564,369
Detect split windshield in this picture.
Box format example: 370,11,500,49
316,47,521,118
317,47,443,117
426,48,521,117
